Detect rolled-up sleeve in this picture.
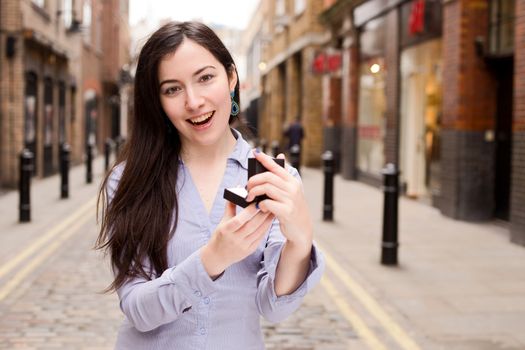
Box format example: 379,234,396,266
117,249,222,332
255,223,324,323
255,166,325,323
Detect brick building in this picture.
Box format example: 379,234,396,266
0,0,130,189
258,0,327,166
319,0,525,245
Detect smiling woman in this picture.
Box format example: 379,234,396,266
96,21,324,350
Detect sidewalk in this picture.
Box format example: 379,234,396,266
299,167,525,349
0,158,105,265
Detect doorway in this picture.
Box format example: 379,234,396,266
492,57,513,220
399,39,443,200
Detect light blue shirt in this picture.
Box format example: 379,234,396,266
107,129,324,350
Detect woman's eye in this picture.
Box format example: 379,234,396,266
199,74,214,83
164,86,180,95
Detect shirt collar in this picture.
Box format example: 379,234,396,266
177,128,252,169
227,128,252,170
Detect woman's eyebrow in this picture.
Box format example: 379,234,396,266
159,65,217,88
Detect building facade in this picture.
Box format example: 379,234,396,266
319,0,525,245
241,0,269,138
258,0,328,166
0,0,130,189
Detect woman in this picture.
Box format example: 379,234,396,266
97,21,324,349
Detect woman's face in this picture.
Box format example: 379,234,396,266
158,39,237,148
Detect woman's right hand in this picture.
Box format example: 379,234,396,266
200,201,274,279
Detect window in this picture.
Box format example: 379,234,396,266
489,0,515,55
294,0,306,16
83,0,92,44
276,0,285,16
32,0,45,7
24,72,38,165
63,0,73,28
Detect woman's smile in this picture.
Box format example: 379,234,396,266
187,111,215,127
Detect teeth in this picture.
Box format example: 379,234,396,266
189,112,213,124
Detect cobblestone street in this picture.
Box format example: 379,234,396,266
0,214,355,350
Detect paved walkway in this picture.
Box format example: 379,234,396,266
300,167,525,349
0,159,524,349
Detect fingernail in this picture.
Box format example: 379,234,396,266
254,148,261,154
255,202,259,210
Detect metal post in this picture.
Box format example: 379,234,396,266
19,149,34,222
381,163,399,265
322,151,334,221
60,143,70,199
290,144,301,174
104,138,112,172
271,140,280,157
86,142,93,184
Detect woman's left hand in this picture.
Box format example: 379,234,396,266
246,150,313,253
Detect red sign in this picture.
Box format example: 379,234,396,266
408,0,425,35
312,52,341,74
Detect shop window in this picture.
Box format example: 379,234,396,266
489,0,515,55
357,58,386,176
399,40,443,198
44,78,54,148
59,82,66,144
24,72,38,171
43,77,55,176
358,17,387,176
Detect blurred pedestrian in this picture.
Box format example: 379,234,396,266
283,116,305,153
96,21,323,350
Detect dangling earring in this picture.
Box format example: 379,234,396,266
230,91,239,117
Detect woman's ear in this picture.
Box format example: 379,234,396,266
228,64,238,92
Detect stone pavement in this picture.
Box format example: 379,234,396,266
299,167,525,349
0,159,524,349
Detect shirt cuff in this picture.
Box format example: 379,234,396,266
166,249,222,303
263,242,323,305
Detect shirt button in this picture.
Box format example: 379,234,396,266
203,297,210,304
194,291,202,297
199,327,206,335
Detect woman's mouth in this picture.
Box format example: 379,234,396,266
187,111,214,126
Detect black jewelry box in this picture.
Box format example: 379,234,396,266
223,157,285,208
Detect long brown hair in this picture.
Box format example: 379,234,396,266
96,21,240,292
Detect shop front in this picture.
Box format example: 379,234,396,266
398,0,443,202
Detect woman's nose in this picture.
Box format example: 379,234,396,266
184,88,204,111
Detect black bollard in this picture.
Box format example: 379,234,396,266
290,144,301,174
381,163,400,265
322,151,334,221
60,143,70,199
86,142,93,184
271,140,280,157
104,138,112,172
19,149,34,222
